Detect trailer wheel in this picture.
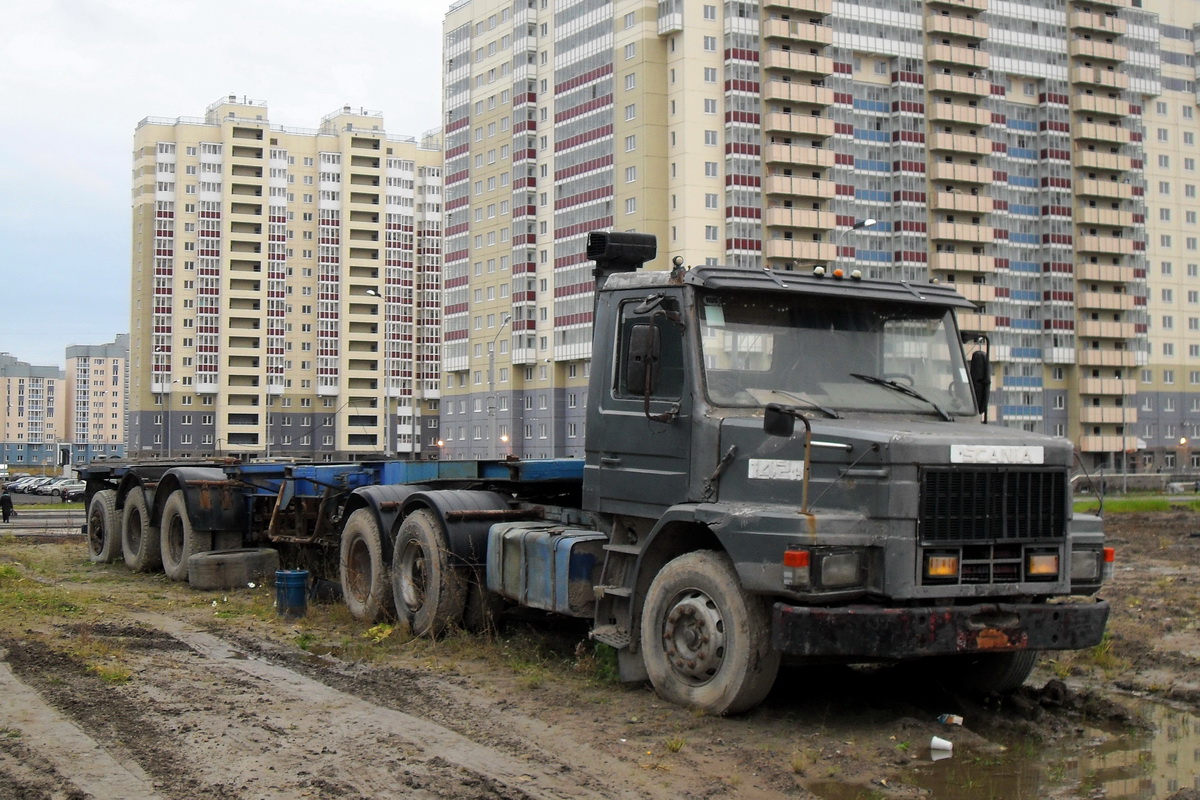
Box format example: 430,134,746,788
161,491,210,582
339,508,393,622
187,548,280,591
462,568,505,634
86,490,120,563
391,509,466,637
922,650,1038,694
121,489,161,573
640,550,780,715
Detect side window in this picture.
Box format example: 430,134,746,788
615,298,685,400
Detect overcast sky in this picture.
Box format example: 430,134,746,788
0,0,449,368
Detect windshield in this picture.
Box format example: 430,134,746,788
699,290,978,416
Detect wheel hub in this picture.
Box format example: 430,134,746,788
661,589,726,684
397,539,428,613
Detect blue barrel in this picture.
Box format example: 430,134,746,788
275,570,309,618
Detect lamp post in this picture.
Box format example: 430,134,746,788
488,314,512,460
833,217,879,259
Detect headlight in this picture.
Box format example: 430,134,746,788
924,551,959,581
819,552,862,588
1026,551,1060,580
1070,550,1101,582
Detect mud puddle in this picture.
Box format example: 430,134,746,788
811,701,1200,799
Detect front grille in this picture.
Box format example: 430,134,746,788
920,468,1066,543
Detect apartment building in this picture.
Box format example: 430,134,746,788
0,354,68,469
65,335,129,463
440,0,1200,471
130,98,444,460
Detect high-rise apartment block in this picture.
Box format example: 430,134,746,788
440,0,1200,472
131,98,444,460
65,335,129,463
0,354,68,469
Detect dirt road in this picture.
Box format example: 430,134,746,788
0,511,1197,800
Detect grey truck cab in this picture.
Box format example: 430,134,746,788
583,232,1109,714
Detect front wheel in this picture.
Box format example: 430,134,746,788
640,550,780,715
921,650,1038,694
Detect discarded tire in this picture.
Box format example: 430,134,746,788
187,548,280,591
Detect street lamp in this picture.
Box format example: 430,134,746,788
834,217,879,253
488,314,512,460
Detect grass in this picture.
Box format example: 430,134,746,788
1073,490,1200,514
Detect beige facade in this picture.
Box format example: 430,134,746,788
130,98,444,460
0,354,69,470
65,335,129,462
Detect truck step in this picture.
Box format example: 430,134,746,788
595,584,632,598
602,543,642,555
590,625,631,649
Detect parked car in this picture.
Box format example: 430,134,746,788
36,478,74,496
61,486,86,503
4,476,38,492
48,480,85,498
16,477,53,493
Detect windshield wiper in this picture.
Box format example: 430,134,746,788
748,388,839,419
849,373,952,422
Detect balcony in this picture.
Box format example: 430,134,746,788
1068,39,1128,63
763,175,838,200
930,222,993,244
956,309,996,333
1075,150,1133,172
1075,122,1131,146
1078,291,1135,311
930,252,994,272
1076,206,1135,227
763,143,837,169
1078,435,1133,453
762,0,833,13
930,191,994,214
1077,348,1138,367
1076,263,1134,283
927,0,988,10
925,43,990,69
1075,178,1134,200
763,112,836,138
927,132,994,157
1077,320,1136,339
761,19,834,45
1079,378,1138,396
928,73,993,97
1076,235,1134,255
763,239,836,263
1071,66,1129,90
927,103,992,127
1069,10,1127,35
925,14,988,39
928,161,993,185
949,282,996,304
1079,406,1130,424
761,50,834,77
1072,94,1131,118
764,208,837,230
762,81,834,107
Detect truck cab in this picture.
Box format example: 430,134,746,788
581,232,1109,713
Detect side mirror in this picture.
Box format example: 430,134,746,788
763,403,796,438
627,323,661,396
969,350,991,414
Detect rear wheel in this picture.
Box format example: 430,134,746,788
339,508,392,622
391,509,465,637
86,490,119,563
121,489,161,573
161,491,210,582
640,550,780,715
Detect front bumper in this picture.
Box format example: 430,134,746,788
772,599,1109,659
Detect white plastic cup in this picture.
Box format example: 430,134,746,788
930,735,953,752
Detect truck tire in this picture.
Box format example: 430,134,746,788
121,489,161,573
161,491,209,582
187,548,280,591
925,650,1039,694
640,550,780,715
86,490,119,563
391,509,466,637
462,568,505,634
339,508,393,622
